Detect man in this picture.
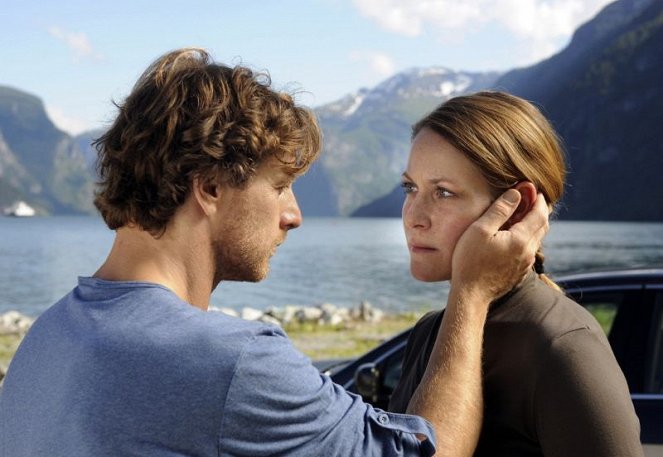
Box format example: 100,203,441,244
0,48,548,456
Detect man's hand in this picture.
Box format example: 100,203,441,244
451,189,549,304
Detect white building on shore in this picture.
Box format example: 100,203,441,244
3,201,36,217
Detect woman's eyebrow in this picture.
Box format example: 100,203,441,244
401,171,455,185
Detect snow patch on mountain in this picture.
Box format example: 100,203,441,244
343,92,366,116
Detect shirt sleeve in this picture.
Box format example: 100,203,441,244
219,327,436,457
534,327,644,457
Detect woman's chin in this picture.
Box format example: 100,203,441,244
411,268,449,283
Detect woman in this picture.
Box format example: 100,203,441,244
389,91,643,456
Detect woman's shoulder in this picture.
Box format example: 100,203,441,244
494,274,604,341
412,309,444,333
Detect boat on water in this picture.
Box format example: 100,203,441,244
3,201,36,217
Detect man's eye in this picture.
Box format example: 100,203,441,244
275,181,292,194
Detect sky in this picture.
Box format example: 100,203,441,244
1,0,615,135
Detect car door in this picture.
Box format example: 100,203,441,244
544,279,663,453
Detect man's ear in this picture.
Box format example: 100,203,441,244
505,181,537,227
191,176,220,216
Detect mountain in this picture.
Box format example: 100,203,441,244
497,0,663,220
294,69,501,216
75,129,105,174
0,86,95,214
5,0,660,221
352,184,404,218
354,0,663,221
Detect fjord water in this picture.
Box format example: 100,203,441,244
1,216,663,317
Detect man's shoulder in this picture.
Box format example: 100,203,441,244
34,280,287,362
185,309,288,348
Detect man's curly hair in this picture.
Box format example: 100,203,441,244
93,48,321,234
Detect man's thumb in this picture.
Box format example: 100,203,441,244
479,189,521,231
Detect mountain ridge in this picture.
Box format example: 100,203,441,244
2,0,660,221
0,86,95,214
353,0,663,221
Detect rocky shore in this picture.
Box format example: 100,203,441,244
0,311,34,335
209,300,386,328
0,303,421,381
0,301,387,336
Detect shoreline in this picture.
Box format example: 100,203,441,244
0,305,423,379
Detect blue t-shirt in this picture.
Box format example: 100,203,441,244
0,277,435,456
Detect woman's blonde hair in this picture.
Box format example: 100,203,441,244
413,91,565,289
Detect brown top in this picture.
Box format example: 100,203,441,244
389,272,643,457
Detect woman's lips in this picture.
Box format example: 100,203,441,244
409,244,438,253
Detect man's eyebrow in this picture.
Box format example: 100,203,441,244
278,169,298,182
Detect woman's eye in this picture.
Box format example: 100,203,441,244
400,182,416,194
436,187,454,198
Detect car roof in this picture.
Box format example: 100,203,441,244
555,267,663,290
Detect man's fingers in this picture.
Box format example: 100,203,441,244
476,189,521,233
508,194,550,269
509,193,549,243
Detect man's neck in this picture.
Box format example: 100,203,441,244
94,224,213,310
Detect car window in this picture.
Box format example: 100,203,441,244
565,290,627,336
364,349,406,411
568,288,651,393
584,301,619,334
648,292,663,393
382,349,405,394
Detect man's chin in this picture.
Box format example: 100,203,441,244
214,264,270,284
248,269,269,283
242,262,271,283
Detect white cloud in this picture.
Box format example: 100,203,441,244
48,26,103,62
353,0,484,36
353,0,614,62
350,51,397,80
45,105,92,136
370,53,397,77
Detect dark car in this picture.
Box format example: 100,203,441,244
329,269,663,454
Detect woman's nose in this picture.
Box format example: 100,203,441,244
402,194,430,229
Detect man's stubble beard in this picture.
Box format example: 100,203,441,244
211,238,270,285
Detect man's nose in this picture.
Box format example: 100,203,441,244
280,188,302,231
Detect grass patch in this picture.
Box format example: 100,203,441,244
0,333,24,370
585,304,618,335
284,313,421,360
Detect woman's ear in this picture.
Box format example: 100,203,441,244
505,181,537,227
502,181,536,230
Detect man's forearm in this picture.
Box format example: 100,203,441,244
407,286,489,457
